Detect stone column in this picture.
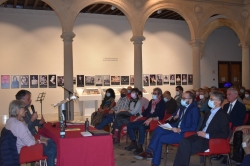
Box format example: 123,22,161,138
131,36,145,90
61,32,75,120
240,42,250,89
190,39,202,89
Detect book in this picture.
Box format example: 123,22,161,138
81,132,92,137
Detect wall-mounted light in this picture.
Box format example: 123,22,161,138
111,6,116,10
157,10,162,14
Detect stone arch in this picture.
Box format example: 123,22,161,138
66,0,135,35
201,18,244,57
140,1,199,39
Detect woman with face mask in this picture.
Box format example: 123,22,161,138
243,90,250,111
112,88,142,143
197,89,210,130
91,88,115,126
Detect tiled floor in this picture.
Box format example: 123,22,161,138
0,114,231,166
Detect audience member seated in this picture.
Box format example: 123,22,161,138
210,86,218,92
16,90,45,135
212,87,246,163
134,91,200,166
174,85,183,108
239,86,246,100
127,86,132,99
197,89,210,129
96,88,129,130
195,88,201,102
162,90,177,114
173,91,230,166
112,88,142,143
243,89,250,111
125,88,165,155
5,100,57,166
138,91,149,110
91,88,115,126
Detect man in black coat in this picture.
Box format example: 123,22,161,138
163,90,178,114
173,91,230,166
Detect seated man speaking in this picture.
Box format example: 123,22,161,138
173,91,230,166
134,91,200,166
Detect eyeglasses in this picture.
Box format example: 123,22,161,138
182,98,191,100
209,98,219,101
151,92,158,95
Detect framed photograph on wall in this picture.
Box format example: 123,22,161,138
48,75,56,88
182,74,187,85
103,75,110,86
156,74,163,85
111,76,120,85
121,76,129,85
163,75,169,85
30,75,38,88
95,75,103,86
57,76,64,86
73,77,76,85
11,75,20,89
176,74,181,85
77,75,84,87
150,74,156,86
130,75,134,85
143,74,149,86
39,75,47,88
188,74,193,85
1,75,10,89
170,74,175,85
85,76,95,86
20,75,29,88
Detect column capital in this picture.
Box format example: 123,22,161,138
130,36,146,44
239,41,250,48
189,39,203,47
61,32,75,42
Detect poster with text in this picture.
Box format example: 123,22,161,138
77,75,84,87
163,75,169,85
57,76,64,86
1,75,10,89
20,75,29,88
170,74,175,85
188,74,193,85
156,74,163,86
95,75,103,86
11,75,20,89
150,74,156,86
39,75,47,88
121,76,129,85
103,75,110,86
30,75,38,88
130,75,134,85
85,76,95,86
143,74,149,86
111,76,120,85
48,75,56,88
182,74,187,85
176,74,181,85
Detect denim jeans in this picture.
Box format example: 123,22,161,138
127,120,149,145
96,114,114,130
43,139,57,166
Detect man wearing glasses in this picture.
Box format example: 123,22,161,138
134,91,200,166
125,88,165,155
173,91,230,166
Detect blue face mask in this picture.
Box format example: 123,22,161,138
208,99,215,109
240,89,244,93
127,90,131,93
152,95,157,100
181,99,188,107
106,93,110,97
163,97,168,102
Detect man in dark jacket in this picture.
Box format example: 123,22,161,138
163,90,178,114
125,87,165,155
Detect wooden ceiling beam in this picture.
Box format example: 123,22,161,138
162,11,178,19
94,4,106,13
109,8,118,15
86,4,97,13
42,2,47,9
33,0,39,9
102,7,111,14
24,0,28,9
14,0,17,8
153,10,169,18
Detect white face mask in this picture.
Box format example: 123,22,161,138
245,94,249,98
131,93,136,99
163,97,168,102
152,95,157,100
176,91,180,96
208,99,215,109
199,95,204,99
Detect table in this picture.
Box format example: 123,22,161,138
38,123,115,166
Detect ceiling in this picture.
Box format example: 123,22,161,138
0,1,185,21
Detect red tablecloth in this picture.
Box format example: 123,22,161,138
38,122,115,166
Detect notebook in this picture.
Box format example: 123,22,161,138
89,130,110,136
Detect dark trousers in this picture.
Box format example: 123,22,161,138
241,154,250,166
173,135,208,166
148,127,184,165
127,120,149,145
43,139,57,166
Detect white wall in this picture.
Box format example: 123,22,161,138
0,8,242,116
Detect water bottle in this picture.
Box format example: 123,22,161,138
60,114,65,138
85,118,89,132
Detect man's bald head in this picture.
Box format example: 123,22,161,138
163,91,171,100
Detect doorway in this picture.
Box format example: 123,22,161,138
218,61,242,88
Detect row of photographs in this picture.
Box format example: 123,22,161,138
0,74,193,89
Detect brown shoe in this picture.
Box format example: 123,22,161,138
134,151,153,160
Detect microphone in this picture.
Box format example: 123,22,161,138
31,105,36,114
